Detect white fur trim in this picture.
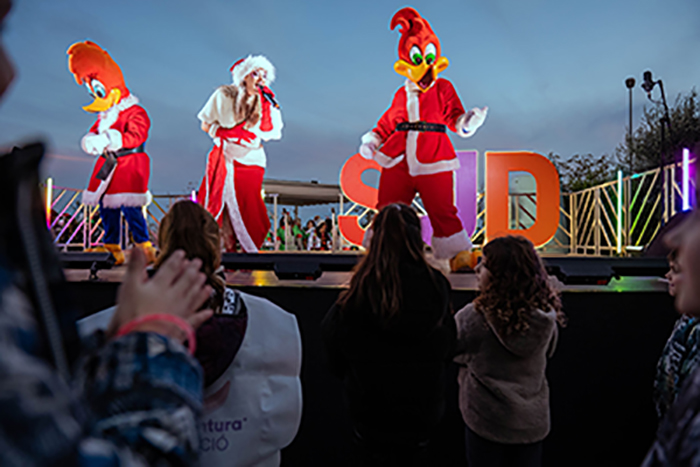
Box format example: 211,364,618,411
223,140,266,168
222,160,258,253
361,131,382,147
104,129,123,150
101,191,151,208
231,55,276,87
97,94,139,134
198,88,236,128
374,151,404,169
208,123,221,139
431,230,472,260
403,81,461,177
82,158,117,206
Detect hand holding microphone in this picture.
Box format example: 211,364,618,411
258,85,280,109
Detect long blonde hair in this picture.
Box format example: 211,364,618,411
220,84,262,128
156,201,226,313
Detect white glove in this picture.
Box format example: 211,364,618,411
359,141,377,160
81,133,110,155
460,106,488,137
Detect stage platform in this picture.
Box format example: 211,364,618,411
61,253,674,467
64,266,669,294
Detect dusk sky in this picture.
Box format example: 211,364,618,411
1,0,699,195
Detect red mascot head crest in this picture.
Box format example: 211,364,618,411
67,41,130,113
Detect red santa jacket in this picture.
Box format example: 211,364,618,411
82,94,151,208
364,78,468,177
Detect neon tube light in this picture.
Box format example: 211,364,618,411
191,190,197,203
46,177,53,228
617,170,623,254
683,148,690,211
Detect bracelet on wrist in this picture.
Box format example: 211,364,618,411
115,314,196,354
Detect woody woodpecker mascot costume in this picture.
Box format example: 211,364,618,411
67,41,155,265
359,7,487,271
197,56,282,252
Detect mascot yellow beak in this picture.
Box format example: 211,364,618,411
394,56,449,92
83,88,121,113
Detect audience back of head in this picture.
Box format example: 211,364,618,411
157,200,225,313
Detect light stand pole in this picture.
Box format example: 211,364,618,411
625,77,635,175
642,70,673,225
624,77,635,253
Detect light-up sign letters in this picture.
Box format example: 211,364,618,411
339,150,561,248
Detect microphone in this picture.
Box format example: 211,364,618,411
258,85,280,109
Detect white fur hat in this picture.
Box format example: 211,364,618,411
230,55,276,87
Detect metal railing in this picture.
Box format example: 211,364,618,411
568,158,696,256
46,156,695,256
46,186,342,252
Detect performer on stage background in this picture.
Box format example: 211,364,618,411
197,55,283,253
67,41,155,265
359,7,487,271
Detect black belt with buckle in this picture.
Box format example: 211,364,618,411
396,122,446,133
96,144,146,181
111,143,145,157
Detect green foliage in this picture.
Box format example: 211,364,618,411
616,89,700,172
548,152,618,193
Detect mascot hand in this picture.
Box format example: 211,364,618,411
359,142,377,160
81,133,110,155
460,106,488,137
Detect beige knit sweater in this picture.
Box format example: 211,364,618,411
453,303,558,444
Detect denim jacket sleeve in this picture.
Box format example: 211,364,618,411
0,283,203,467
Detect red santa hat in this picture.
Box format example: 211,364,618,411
230,55,276,87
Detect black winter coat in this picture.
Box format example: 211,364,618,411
321,263,456,443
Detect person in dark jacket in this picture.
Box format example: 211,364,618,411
652,249,700,421
643,155,700,465
322,202,456,467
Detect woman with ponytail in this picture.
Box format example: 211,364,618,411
322,203,456,467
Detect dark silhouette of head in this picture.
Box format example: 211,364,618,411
339,203,435,322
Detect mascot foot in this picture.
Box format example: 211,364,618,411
103,243,125,266
85,246,108,253
136,241,157,264
449,249,480,273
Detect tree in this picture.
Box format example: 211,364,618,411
548,152,618,192
616,89,700,172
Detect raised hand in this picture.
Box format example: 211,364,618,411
107,248,213,341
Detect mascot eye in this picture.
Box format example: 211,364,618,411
410,45,423,66
424,43,437,65
83,81,94,97
91,79,107,99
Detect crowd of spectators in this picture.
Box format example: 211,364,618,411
266,211,334,251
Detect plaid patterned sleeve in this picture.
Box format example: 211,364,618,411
0,284,203,467
643,364,700,466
